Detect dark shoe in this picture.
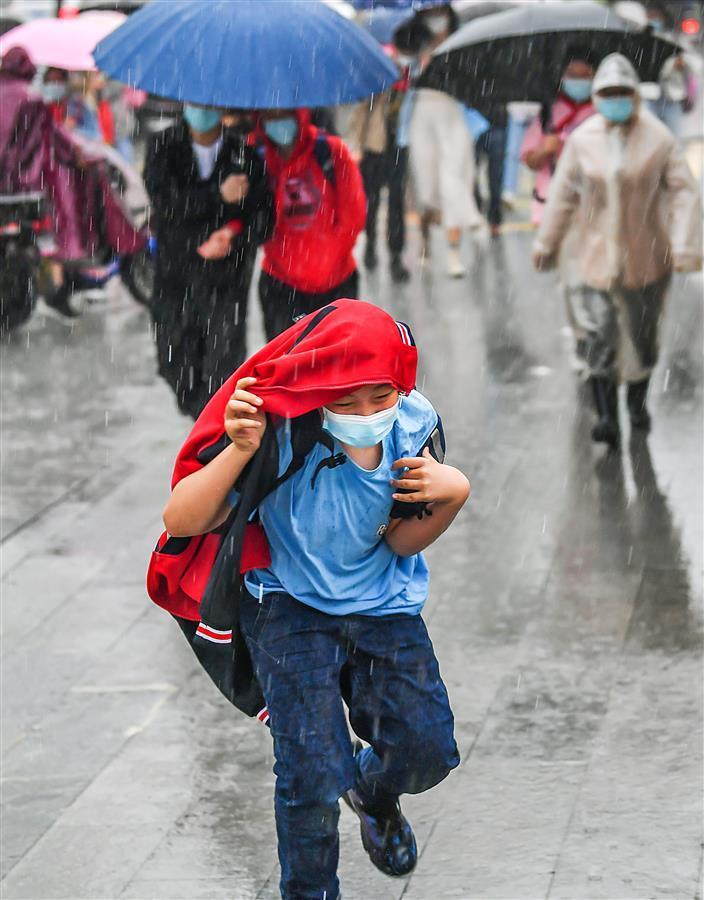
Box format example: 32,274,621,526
43,281,80,320
364,244,378,271
342,788,417,878
589,376,620,448
390,255,410,283
627,378,651,432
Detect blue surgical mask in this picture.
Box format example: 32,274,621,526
596,96,634,124
183,105,221,133
561,78,593,103
42,82,67,103
322,401,400,448
263,116,298,147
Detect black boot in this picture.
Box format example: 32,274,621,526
589,376,620,448
390,255,410,283
364,242,378,271
627,378,651,432
342,788,417,878
43,279,80,320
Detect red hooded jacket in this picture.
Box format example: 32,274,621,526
255,110,366,293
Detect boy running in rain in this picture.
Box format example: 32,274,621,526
160,300,469,899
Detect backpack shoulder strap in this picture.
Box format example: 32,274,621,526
312,133,336,187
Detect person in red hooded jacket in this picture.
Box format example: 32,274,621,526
256,108,366,341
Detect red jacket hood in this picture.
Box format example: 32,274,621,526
173,299,418,486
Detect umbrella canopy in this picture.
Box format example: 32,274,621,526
0,12,125,71
93,0,400,109
453,0,515,25
419,0,677,110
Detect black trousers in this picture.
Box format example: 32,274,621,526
258,269,359,343
152,271,251,419
360,146,408,257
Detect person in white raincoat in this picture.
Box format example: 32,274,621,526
408,4,485,278
533,54,702,449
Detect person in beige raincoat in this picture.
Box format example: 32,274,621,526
533,53,702,448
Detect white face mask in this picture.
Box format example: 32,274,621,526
425,13,449,35
322,401,400,448
396,53,415,68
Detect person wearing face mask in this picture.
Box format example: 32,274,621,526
408,4,485,277
533,53,702,448
158,299,469,900
347,21,429,284
144,103,274,418
255,108,366,340
41,67,70,124
521,47,598,227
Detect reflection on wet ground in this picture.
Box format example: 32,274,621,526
1,229,702,898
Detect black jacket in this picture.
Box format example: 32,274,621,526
145,121,274,286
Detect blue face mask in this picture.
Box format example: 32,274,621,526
561,78,593,103
42,82,67,103
263,117,298,147
322,401,400,448
183,105,221,133
596,96,634,124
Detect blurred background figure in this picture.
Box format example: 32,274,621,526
473,98,507,237
521,46,598,227
255,107,365,341
348,20,427,284
642,2,696,141
0,45,145,320
521,45,599,369
408,3,484,278
65,70,115,146
41,65,70,123
533,54,702,448
145,102,273,418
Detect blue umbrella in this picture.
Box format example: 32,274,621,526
93,0,399,109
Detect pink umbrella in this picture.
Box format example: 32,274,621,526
0,12,126,72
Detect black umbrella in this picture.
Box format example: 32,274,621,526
418,0,677,111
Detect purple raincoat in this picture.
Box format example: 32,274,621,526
0,47,145,261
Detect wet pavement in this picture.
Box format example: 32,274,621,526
1,217,702,899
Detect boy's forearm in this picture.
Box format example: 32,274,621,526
385,484,469,557
163,442,255,537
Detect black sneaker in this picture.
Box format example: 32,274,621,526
43,282,81,320
390,256,410,283
364,244,378,271
342,788,417,878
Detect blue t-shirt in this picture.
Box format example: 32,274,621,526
231,390,439,617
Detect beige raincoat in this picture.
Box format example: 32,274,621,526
535,107,701,289
534,107,701,383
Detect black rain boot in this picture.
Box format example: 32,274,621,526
589,376,620,448
43,278,80,320
390,255,410,284
342,788,417,878
627,378,651,432
364,242,378,271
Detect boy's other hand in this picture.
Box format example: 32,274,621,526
225,377,266,453
391,448,470,506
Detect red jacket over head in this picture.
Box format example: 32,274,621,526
148,299,418,624
255,109,366,294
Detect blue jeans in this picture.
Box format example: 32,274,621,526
240,590,459,900
474,124,507,226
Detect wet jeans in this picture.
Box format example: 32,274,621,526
240,589,459,900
